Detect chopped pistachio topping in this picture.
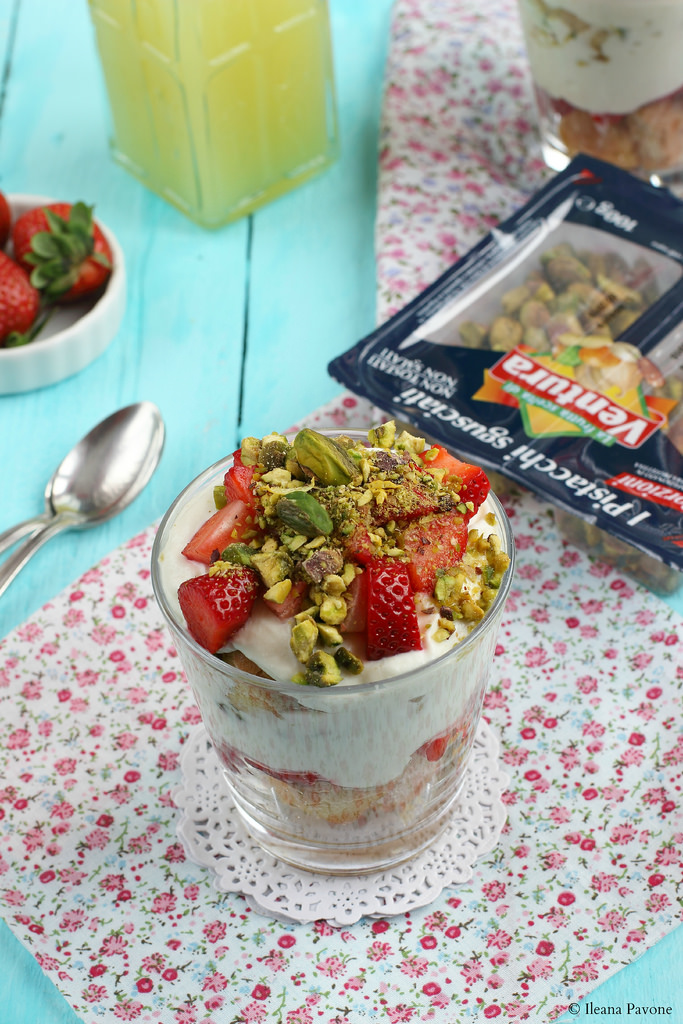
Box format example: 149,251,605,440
213,485,227,510
317,623,343,647
251,550,293,589
367,420,396,449
219,421,509,684
277,490,333,537
319,595,347,625
334,646,363,674
264,579,292,604
290,618,318,664
292,428,358,486
221,542,254,566
305,650,342,686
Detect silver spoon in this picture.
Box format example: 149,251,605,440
0,401,165,598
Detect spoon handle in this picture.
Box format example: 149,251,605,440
0,514,80,599
0,513,53,558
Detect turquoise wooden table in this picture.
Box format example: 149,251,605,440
0,2,680,1022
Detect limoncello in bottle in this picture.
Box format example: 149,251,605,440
87,0,339,227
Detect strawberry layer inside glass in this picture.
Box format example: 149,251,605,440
534,83,683,174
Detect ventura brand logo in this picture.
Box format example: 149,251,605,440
489,350,662,449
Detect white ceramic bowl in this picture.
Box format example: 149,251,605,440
0,194,126,394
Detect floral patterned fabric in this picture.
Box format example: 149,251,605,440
1,390,682,1023
374,0,551,324
1,1,682,1022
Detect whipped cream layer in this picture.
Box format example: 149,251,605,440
518,0,683,115
172,607,497,792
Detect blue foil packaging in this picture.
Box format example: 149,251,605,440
329,157,683,585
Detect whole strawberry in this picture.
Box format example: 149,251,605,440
12,201,112,302
0,251,41,347
0,189,11,249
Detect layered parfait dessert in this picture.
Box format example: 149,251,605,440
517,0,683,180
152,423,513,873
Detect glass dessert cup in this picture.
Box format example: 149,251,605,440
516,0,683,190
151,432,515,875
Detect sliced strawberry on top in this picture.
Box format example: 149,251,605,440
264,579,308,621
177,566,260,653
342,522,379,565
224,450,256,505
182,499,260,564
340,570,368,633
420,445,490,515
366,558,422,661
370,470,444,526
400,509,468,593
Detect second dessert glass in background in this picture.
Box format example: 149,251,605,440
152,430,515,875
516,0,683,189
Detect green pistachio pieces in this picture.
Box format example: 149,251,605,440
240,437,260,466
292,428,357,486
305,650,342,686
333,646,363,674
368,421,396,449
221,542,254,566
251,549,293,588
317,623,343,646
259,433,289,471
290,618,318,664
276,490,333,537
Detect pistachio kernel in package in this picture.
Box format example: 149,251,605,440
329,156,683,592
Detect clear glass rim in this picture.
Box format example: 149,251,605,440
151,429,516,697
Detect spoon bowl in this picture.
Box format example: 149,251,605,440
0,402,165,598
49,402,165,523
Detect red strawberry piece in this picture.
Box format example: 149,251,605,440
401,509,468,593
215,740,243,774
342,522,378,565
182,499,260,564
0,251,41,347
590,111,625,127
245,757,321,787
366,558,422,660
12,201,113,302
264,579,308,620
0,190,11,248
420,445,490,515
340,570,368,633
177,567,260,653
545,95,574,118
370,470,443,525
422,734,449,762
224,450,256,505
453,462,490,513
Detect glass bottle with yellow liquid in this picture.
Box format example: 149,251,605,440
87,0,339,228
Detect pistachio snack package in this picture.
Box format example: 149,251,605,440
329,155,683,588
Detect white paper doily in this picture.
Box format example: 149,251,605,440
174,720,509,926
